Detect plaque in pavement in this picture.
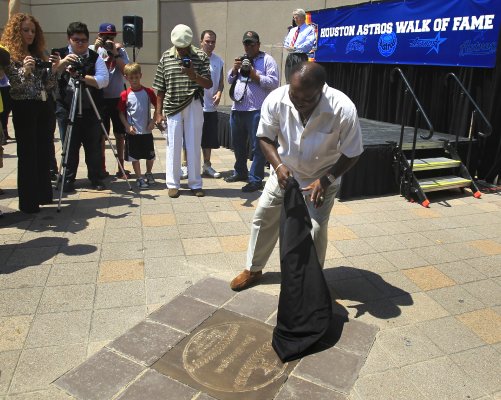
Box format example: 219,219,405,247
152,309,298,400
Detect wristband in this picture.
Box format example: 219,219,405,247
275,163,285,173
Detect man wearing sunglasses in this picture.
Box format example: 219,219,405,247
53,21,109,192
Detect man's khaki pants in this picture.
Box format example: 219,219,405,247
246,171,338,272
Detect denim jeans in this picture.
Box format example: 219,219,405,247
229,110,265,184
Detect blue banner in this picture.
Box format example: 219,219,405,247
307,0,501,68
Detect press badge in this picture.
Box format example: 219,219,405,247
41,90,47,102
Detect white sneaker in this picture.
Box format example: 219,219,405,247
136,177,149,189
180,165,188,179
145,172,156,185
203,162,221,178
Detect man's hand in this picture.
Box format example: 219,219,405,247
274,164,291,190
182,62,196,81
301,178,328,208
249,66,260,82
155,113,166,130
232,58,242,76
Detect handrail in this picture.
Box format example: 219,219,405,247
391,67,434,140
445,72,492,137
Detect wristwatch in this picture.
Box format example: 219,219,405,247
325,173,336,184
321,173,336,187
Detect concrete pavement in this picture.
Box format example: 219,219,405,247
0,128,500,399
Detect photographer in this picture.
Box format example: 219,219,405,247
89,23,130,179
224,31,279,192
0,13,57,213
52,21,109,192
153,24,212,198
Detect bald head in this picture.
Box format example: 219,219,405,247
289,62,326,89
288,62,325,117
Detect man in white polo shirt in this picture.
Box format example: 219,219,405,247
230,62,364,291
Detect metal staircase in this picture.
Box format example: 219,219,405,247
390,69,491,207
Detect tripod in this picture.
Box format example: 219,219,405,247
56,76,132,212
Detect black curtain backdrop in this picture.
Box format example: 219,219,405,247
318,37,501,183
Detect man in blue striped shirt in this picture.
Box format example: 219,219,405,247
224,31,279,192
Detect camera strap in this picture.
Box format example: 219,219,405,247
229,76,249,103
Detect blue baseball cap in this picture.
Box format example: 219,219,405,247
98,23,117,35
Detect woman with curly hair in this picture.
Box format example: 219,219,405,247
1,13,56,213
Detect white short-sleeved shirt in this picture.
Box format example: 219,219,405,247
257,84,364,188
203,52,224,112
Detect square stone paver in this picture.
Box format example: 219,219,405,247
426,285,485,315
108,320,185,366
11,344,86,394
403,266,456,291
468,240,501,255
449,346,501,394
457,308,501,344
141,213,176,227
98,259,144,282
182,238,223,255
417,316,486,353
152,308,298,400
293,345,365,394
116,369,197,400
0,315,32,352
149,295,216,333
354,368,426,400
183,277,236,307
55,348,145,400
223,289,278,322
400,356,485,400
275,376,348,400
219,235,249,252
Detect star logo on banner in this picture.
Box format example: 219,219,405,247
427,32,447,54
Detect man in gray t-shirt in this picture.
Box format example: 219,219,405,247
89,22,130,178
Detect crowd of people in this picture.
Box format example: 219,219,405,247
0,8,364,292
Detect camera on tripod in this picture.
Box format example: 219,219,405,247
68,56,87,77
34,58,52,69
239,54,252,78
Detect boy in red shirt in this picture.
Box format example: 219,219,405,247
118,63,158,189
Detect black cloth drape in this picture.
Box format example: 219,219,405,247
272,178,332,363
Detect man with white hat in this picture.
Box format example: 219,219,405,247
153,24,212,198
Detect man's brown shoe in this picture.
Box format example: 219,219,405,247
168,188,180,198
230,270,262,291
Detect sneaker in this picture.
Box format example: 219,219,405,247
136,177,149,189
203,162,221,178
168,188,180,198
180,165,188,180
145,172,156,185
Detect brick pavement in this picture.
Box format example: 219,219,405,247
0,129,500,399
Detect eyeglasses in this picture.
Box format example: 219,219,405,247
70,37,88,44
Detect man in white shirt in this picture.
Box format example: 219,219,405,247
230,62,364,291
283,8,316,82
200,30,224,178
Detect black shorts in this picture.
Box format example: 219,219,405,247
125,133,156,161
102,98,125,136
201,111,220,149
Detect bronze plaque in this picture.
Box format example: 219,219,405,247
153,309,297,400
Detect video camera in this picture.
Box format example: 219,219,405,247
239,54,252,78
68,55,89,77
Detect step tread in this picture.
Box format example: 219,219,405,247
418,175,471,192
412,157,461,171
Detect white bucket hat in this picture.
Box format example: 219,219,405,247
171,24,193,47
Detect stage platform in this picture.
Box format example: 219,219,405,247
217,109,470,200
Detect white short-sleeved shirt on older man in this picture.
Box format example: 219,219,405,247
257,83,364,188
